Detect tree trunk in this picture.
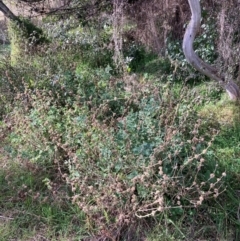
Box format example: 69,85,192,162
0,1,19,21
183,0,240,100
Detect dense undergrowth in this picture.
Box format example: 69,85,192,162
0,14,240,241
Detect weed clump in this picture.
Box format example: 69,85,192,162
0,59,226,239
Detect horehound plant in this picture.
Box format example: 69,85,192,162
2,67,226,239
66,87,225,238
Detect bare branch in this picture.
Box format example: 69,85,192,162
183,0,240,100
0,0,19,21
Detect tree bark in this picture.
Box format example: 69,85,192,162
0,0,19,21
183,0,240,100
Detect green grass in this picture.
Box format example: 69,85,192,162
196,99,240,240
0,159,87,241
0,44,10,63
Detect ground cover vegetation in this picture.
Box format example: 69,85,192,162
0,0,240,240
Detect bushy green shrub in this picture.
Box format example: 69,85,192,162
8,18,49,65
42,16,114,69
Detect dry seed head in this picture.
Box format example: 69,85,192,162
33,192,40,200
197,119,202,124
210,173,215,179
192,137,198,143
163,174,169,180
157,206,163,212
158,167,163,175
194,123,200,129
144,171,150,178
172,130,177,135
158,160,163,165
174,150,179,155
131,195,137,203
192,130,198,135
158,196,164,205
194,154,200,159
72,186,76,192
124,218,130,224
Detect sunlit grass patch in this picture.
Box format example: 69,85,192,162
198,96,240,126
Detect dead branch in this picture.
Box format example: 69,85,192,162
183,0,240,100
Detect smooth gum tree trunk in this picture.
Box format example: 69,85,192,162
0,1,19,21
183,0,240,100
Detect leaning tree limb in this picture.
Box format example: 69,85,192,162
0,0,19,21
183,0,240,100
